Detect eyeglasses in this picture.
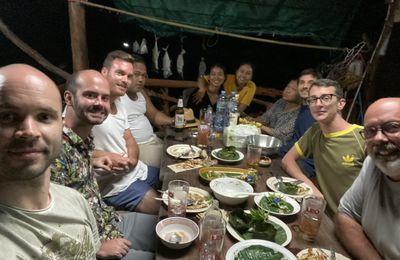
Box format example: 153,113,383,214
362,121,400,139
306,94,339,105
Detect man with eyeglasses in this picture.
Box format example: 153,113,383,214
335,98,400,259
120,55,173,168
282,79,366,215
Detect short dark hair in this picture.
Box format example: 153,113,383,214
132,54,146,65
237,62,255,75
310,78,344,98
102,50,134,69
298,68,322,80
208,63,226,75
65,71,82,95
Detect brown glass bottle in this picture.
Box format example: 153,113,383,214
174,97,185,132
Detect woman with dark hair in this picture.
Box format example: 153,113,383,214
193,62,256,113
187,63,226,118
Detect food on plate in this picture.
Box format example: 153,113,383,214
201,169,257,183
239,117,263,128
187,191,212,210
183,108,196,124
217,146,240,160
276,181,310,196
175,158,217,170
228,208,286,244
259,156,272,166
234,245,284,260
259,194,294,214
297,248,329,260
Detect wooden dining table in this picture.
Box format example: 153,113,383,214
155,128,350,259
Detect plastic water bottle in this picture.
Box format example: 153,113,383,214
213,91,227,133
228,94,239,127
205,105,213,126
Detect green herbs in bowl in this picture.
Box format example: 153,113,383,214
217,146,240,160
259,194,294,214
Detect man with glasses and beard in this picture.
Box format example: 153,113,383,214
282,79,366,215
336,98,400,259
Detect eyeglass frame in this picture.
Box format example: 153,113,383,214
361,121,400,139
306,93,340,105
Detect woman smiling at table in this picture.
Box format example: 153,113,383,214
193,62,256,113
187,63,226,118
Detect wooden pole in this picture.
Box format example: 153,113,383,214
0,18,70,80
68,0,89,71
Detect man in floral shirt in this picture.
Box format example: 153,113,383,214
51,69,156,260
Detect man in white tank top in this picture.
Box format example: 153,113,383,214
120,55,173,168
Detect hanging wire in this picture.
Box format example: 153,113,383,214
70,0,347,51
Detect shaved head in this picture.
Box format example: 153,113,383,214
0,64,63,181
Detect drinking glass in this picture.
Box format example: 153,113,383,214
197,124,210,148
246,144,262,167
300,195,326,241
167,180,190,217
198,202,226,260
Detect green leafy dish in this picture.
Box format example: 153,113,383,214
234,245,283,260
259,194,294,214
211,147,244,163
227,208,291,246
217,146,240,160
254,192,301,216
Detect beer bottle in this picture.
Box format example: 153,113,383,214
174,96,185,131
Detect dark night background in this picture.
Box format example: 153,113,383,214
0,0,391,114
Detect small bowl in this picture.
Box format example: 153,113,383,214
259,156,272,167
247,134,282,155
210,177,254,205
156,217,199,250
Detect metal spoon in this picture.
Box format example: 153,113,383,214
168,232,182,243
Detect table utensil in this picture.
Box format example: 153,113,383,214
226,210,292,246
296,248,349,260
166,144,201,159
266,176,313,199
161,187,213,213
247,134,282,155
210,177,253,206
210,148,244,163
156,217,199,250
254,191,301,216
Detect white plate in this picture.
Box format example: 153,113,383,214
166,144,201,159
162,187,213,213
226,239,296,260
266,177,313,199
226,211,292,247
297,248,351,260
254,192,301,216
211,148,244,162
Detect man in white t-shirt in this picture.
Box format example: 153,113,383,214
121,54,173,168
336,98,400,259
92,50,160,215
0,64,100,259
